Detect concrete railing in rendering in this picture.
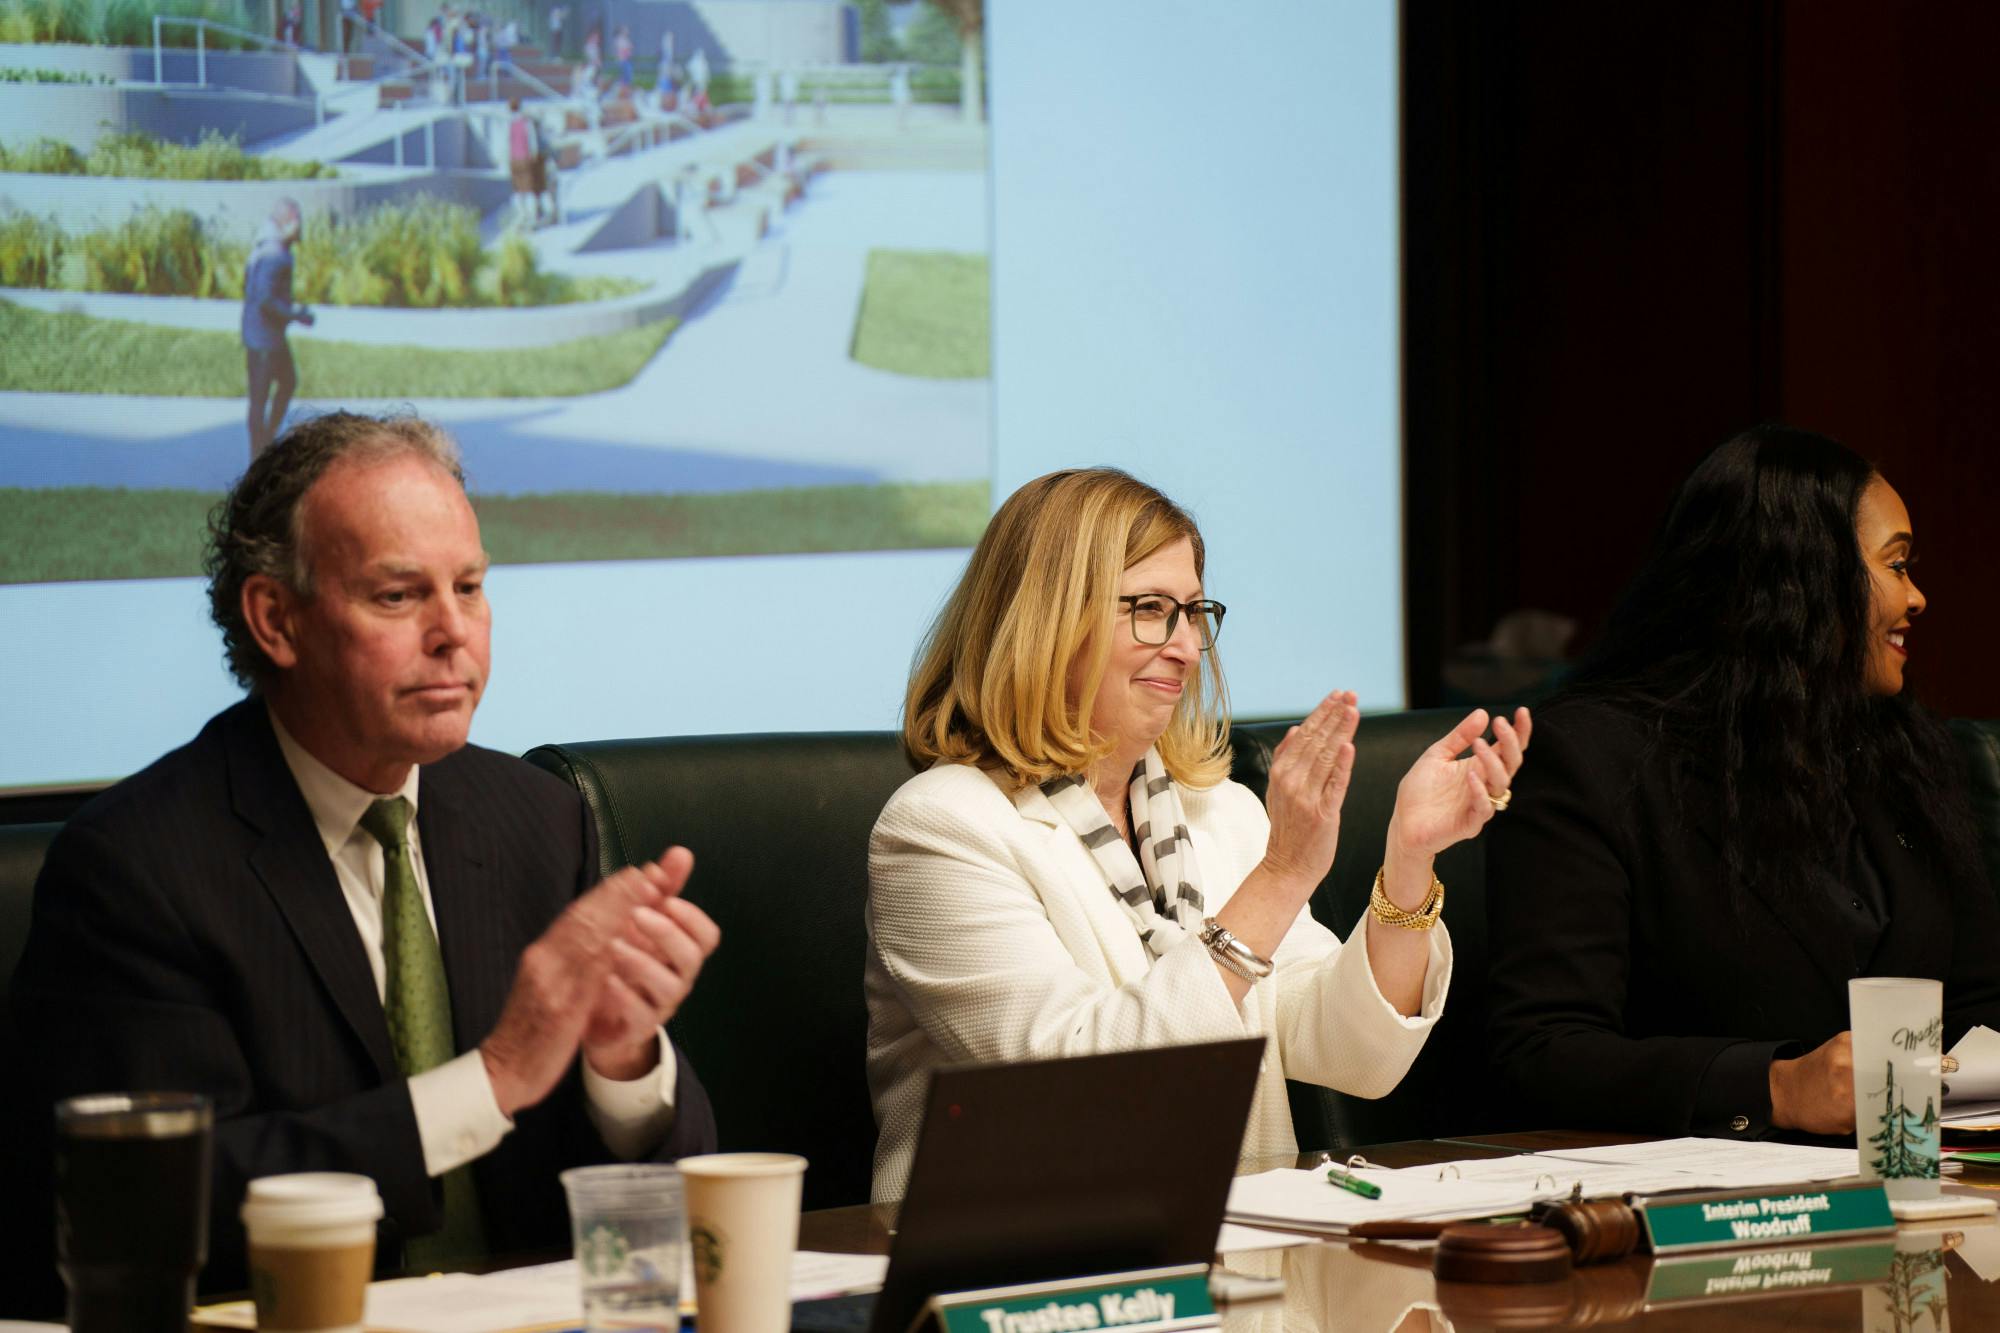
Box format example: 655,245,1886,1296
0,164,508,234
1,259,736,350
0,84,320,153
0,43,302,95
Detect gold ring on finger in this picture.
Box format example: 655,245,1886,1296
1487,789,1512,812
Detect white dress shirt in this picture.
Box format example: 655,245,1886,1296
270,713,676,1174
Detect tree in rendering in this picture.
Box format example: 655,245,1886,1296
924,0,982,123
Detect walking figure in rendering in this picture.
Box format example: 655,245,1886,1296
508,98,547,227
241,198,315,457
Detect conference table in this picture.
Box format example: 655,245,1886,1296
797,1130,2000,1331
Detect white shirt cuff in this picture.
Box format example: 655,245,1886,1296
582,1029,679,1160
409,1050,514,1177
1346,913,1453,1028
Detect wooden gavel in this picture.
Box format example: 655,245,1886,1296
1350,1197,1645,1283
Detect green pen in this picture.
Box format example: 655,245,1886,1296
1326,1166,1383,1200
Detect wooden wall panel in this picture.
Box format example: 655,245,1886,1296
1775,2,2000,717
1405,0,1998,719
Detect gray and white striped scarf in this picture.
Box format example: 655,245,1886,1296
1039,747,1206,960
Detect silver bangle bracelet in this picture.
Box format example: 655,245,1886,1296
1200,917,1274,980
1210,948,1265,982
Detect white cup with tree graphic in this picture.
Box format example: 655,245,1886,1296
680,1153,807,1333
1850,977,1945,1202
559,1163,684,1332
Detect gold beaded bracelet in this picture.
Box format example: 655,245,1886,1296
1369,866,1445,931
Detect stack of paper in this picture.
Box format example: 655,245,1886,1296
1225,1138,1861,1235
193,1251,891,1333
1943,1025,2000,1129
1535,1137,1860,1188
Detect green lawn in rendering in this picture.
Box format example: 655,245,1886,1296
0,483,992,584
0,301,677,398
849,249,990,379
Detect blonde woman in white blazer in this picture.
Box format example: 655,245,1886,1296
865,468,1531,1200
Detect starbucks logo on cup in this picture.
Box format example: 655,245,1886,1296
579,1223,630,1277
690,1221,726,1283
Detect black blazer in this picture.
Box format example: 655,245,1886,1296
9,701,716,1293
1486,697,2000,1138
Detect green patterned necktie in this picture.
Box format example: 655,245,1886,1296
358,796,488,1270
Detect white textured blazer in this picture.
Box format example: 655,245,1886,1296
864,761,1452,1201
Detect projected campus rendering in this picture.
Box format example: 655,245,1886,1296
0,0,991,584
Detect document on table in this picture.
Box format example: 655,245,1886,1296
192,1250,892,1332
1946,1025,2000,1105
1943,1104,2000,1128
1225,1138,1862,1235
1530,1136,1861,1187
1416,1150,1771,1200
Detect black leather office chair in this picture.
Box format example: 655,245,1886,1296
0,821,56,1004
524,733,915,1211
1,822,63,1319
516,711,2000,1184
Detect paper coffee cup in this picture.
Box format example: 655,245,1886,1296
241,1172,383,1333
680,1153,807,1333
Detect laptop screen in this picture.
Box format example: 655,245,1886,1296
870,1038,1267,1333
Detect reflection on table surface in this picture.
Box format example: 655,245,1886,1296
797,1131,2000,1331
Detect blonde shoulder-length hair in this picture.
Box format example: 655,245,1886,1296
903,467,1232,790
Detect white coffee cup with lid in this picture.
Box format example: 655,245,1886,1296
680,1153,807,1333
240,1173,382,1332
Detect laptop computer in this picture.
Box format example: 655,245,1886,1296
806,1036,1266,1333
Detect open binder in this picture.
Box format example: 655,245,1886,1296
1225,1137,1863,1236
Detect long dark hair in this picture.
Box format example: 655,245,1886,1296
1568,424,1976,904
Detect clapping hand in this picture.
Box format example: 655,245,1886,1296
479,848,719,1114
480,864,663,1116
580,847,721,1080
1386,707,1532,858
1260,690,1361,888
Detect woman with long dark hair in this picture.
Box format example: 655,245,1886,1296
1486,425,2000,1138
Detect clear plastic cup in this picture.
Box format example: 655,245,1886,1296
560,1163,685,1332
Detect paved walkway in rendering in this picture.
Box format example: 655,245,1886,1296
0,168,989,495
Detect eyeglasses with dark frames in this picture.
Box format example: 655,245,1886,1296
1117,593,1227,650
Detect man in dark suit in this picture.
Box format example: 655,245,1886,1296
11,411,720,1296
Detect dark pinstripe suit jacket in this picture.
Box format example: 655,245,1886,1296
10,701,716,1292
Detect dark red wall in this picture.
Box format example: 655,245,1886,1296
1777,4,2000,718
1405,1,1999,718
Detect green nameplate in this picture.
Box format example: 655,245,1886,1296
1645,1238,1898,1304
1636,1180,1894,1254
919,1263,1215,1333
